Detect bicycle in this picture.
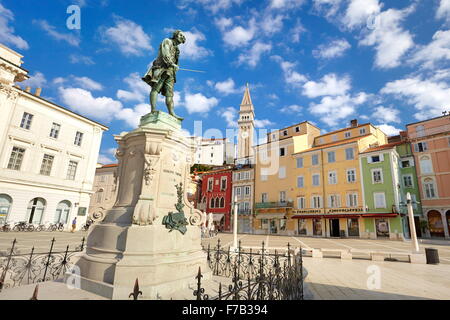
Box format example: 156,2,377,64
81,219,93,231
47,222,65,232
1,223,11,232
12,221,34,232
35,224,46,232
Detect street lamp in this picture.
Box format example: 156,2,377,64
400,192,420,253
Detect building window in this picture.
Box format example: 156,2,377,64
327,151,336,163
244,186,251,196
401,160,411,168
279,191,286,203
40,154,54,176
420,156,433,174
345,148,354,160
374,192,386,209
328,194,341,208
66,161,78,180
50,123,61,139
278,166,286,179
312,154,319,166
280,147,286,157
26,198,46,224
312,173,320,186
261,193,268,203
220,197,225,208
371,169,383,184
235,187,241,197
424,179,437,199
414,142,428,152
328,171,337,185
360,128,366,135
0,194,12,224
210,198,215,208
416,125,425,137
318,138,324,144
347,193,358,207
220,177,227,190
208,178,213,191
345,132,351,138
261,168,268,181
296,157,303,168
7,147,25,170
312,196,322,208
74,131,84,146
370,155,381,163
297,176,304,188
295,127,300,133
347,169,356,183
55,201,71,224
403,175,413,188
283,130,288,136
20,112,34,130
297,197,305,209
332,134,338,141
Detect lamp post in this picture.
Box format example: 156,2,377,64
406,192,420,253
231,195,238,252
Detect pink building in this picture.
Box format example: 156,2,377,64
407,114,450,238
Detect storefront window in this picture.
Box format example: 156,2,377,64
347,218,359,237
298,219,307,235
280,219,287,231
428,211,444,237
313,219,322,236
0,194,12,224
375,219,389,237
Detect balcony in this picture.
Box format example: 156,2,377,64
255,201,294,209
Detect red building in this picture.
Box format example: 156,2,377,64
198,168,233,231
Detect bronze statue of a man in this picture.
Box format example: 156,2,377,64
142,30,186,121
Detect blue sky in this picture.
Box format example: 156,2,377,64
2,0,450,163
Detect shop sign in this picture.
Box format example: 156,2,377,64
292,209,324,214
326,208,364,214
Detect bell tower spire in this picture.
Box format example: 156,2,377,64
237,84,255,164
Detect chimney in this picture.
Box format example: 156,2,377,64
25,86,31,93
350,119,358,128
35,88,42,97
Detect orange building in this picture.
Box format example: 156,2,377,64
407,114,450,238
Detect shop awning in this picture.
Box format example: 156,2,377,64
361,213,399,218
212,214,224,222
255,213,286,220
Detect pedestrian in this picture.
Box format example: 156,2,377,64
71,217,77,233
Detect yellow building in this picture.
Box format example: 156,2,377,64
254,120,387,237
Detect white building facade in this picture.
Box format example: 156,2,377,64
89,164,118,222
191,137,235,166
0,44,108,229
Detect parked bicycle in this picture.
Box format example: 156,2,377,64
35,223,47,232
1,223,11,232
81,219,93,231
46,222,64,232
12,221,35,232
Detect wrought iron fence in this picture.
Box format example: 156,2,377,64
194,239,305,300
0,237,85,292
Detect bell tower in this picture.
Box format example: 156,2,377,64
237,84,255,164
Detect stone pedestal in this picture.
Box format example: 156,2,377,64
75,111,210,300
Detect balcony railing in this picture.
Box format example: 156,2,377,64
255,201,294,209
237,209,252,215
408,123,450,139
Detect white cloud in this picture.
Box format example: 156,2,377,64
359,7,415,69
101,16,152,56
33,20,80,46
184,92,219,114
270,0,305,10
181,29,212,60
58,87,123,121
69,54,95,65
215,17,233,31
116,72,149,102
254,119,275,128
115,103,150,127
376,124,402,136
291,20,306,43
21,72,47,88
313,39,351,59
410,30,450,69
0,3,29,49
97,154,115,165
178,0,244,14
342,0,381,29
271,55,307,87
436,0,450,23
213,78,242,95
302,73,351,98
309,92,368,126
237,42,272,67
52,75,103,91
218,107,238,127
373,106,401,123
312,0,344,20
222,19,257,47
261,14,285,36
381,76,450,120
281,104,303,114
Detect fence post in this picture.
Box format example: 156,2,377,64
0,239,17,292
41,238,55,282
26,247,35,285
80,237,85,251
194,267,204,300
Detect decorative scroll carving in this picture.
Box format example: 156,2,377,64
143,156,159,186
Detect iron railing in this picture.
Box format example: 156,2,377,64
0,237,85,292
194,239,305,300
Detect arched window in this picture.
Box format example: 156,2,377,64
215,197,220,208
423,178,437,199
97,188,104,203
420,156,433,174
0,194,12,224
220,197,225,208
428,210,444,238
202,196,206,203
210,198,215,208
27,198,46,224
55,200,72,224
